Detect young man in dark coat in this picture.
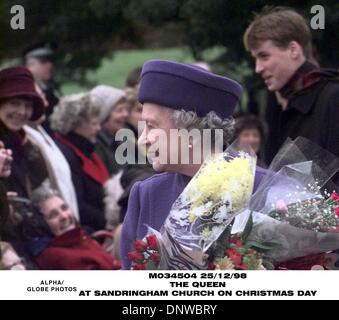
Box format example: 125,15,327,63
243,7,339,164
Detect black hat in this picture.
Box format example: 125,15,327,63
23,42,56,61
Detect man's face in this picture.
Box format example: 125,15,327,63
27,57,54,82
138,103,176,172
40,196,76,237
250,40,300,91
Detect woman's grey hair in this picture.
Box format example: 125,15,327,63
50,92,100,134
31,184,62,206
170,109,235,146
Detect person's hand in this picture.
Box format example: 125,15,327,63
101,237,114,253
0,142,13,178
91,230,114,253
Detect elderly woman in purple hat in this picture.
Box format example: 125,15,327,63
120,60,267,269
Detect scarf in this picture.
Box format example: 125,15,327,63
280,61,339,100
55,132,109,185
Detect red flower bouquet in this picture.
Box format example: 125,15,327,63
128,235,161,270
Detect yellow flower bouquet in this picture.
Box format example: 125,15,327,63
159,143,257,269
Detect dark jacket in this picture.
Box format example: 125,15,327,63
95,129,124,175
95,128,155,221
0,179,9,238
265,64,339,164
119,163,155,221
56,132,108,231
0,121,49,267
118,127,155,220
40,81,59,136
0,121,48,198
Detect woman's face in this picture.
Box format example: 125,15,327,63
103,102,129,134
39,196,76,237
0,98,33,131
127,102,143,131
139,102,178,172
237,128,262,153
74,116,101,143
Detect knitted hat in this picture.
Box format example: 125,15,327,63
90,85,126,123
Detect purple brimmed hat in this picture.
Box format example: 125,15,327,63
138,60,243,119
0,66,44,121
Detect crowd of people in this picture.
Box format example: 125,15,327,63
0,6,338,270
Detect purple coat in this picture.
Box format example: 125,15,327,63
121,167,267,269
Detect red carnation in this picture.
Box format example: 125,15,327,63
225,249,242,266
331,192,339,202
150,252,161,264
146,235,158,250
230,236,243,247
128,251,144,263
336,207,339,218
237,262,249,270
133,240,148,252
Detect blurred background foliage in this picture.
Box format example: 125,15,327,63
0,0,338,112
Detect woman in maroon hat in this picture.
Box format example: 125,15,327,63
0,66,47,198
0,67,44,125
0,66,50,260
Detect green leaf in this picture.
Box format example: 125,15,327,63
244,241,275,251
146,260,158,270
241,211,253,241
261,241,280,248
262,260,276,270
213,224,232,259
